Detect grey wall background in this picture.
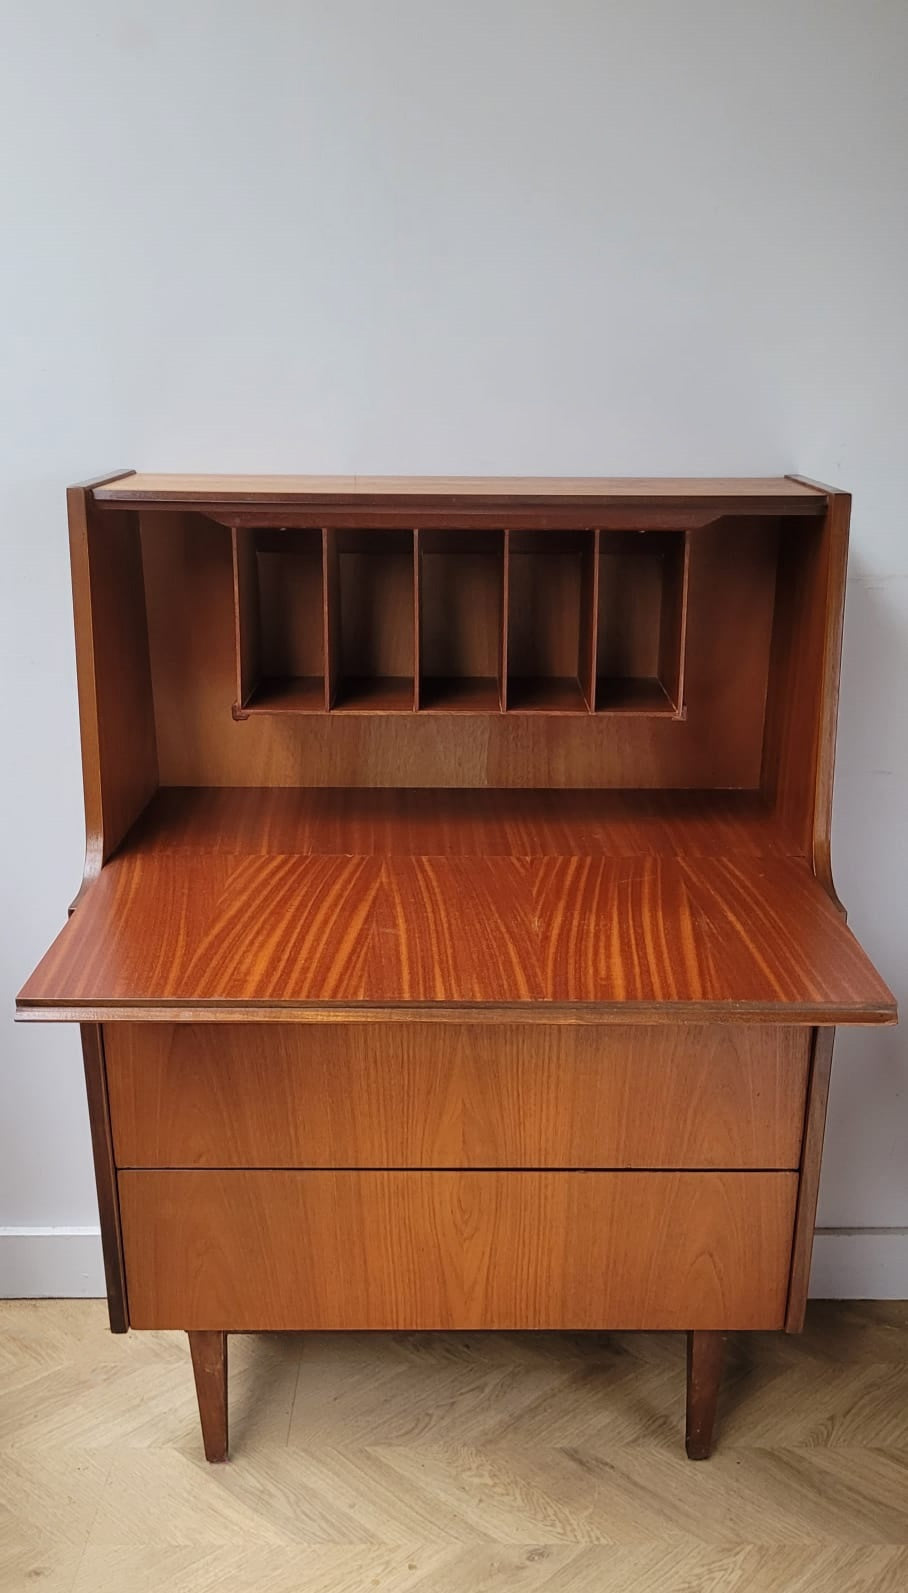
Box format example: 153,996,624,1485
1,0,906,1294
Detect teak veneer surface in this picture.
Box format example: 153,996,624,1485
105,1022,810,1171
16,472,899,1467
140,510,778,788
17,788,895,1022
119,1169,797,1332
120,787,805,858
94,473,826,510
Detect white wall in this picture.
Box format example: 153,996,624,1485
1,0,906,1297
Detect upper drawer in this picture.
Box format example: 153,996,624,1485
104,1021,810,1170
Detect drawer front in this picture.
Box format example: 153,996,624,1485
120,1168,797,1331
105,1022,809,1170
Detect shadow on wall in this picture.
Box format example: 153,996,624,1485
821,546,908,1228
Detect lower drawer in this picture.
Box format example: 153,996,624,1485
119,1169,797,1332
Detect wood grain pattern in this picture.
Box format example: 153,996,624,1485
334,528,414,706
119,1169,798,1331
659,530,690,710
786,1026,836,1332
125,786,799,859
801,488,851,902
137,511,779,786
16,799,896,1020
104,1021,810,1171
500,527,511,711
412,528,421,712
17,470,899,1477
231,527,259,709
232,526,326,714
144,512,776,783
230,520,704,720
686,1330,726,1460
506,531,589,699
230,526,691,719
760,497,849,896
323,524,340,710
417,528,503,704
93,473,827,511
79,1025,127,1332
597,544,663,685
187,1330,227,1463
579,527,600,709
68,483,158,886
595,531,689,713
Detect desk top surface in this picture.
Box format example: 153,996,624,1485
91,473,828,511
17,789,895,1025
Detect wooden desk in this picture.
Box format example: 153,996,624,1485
17,473,896,1464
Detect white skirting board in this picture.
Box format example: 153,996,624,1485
0,1228,106,1298
808,1229,908,1300
1,1227,908,1301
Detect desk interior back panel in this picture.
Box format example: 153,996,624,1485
139,512,779,788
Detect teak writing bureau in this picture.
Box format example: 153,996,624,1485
16,473,896,1463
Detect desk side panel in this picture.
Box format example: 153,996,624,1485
762,490,850,899
80,1024,128,1332
69,485,158,886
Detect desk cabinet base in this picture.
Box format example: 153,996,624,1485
85,1017,835,1465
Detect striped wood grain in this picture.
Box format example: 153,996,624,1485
19,839,896,1020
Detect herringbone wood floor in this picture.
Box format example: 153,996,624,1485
2,1302,908,1592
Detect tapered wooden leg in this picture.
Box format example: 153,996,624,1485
685,1330,725,1460
188,1331,228,1462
